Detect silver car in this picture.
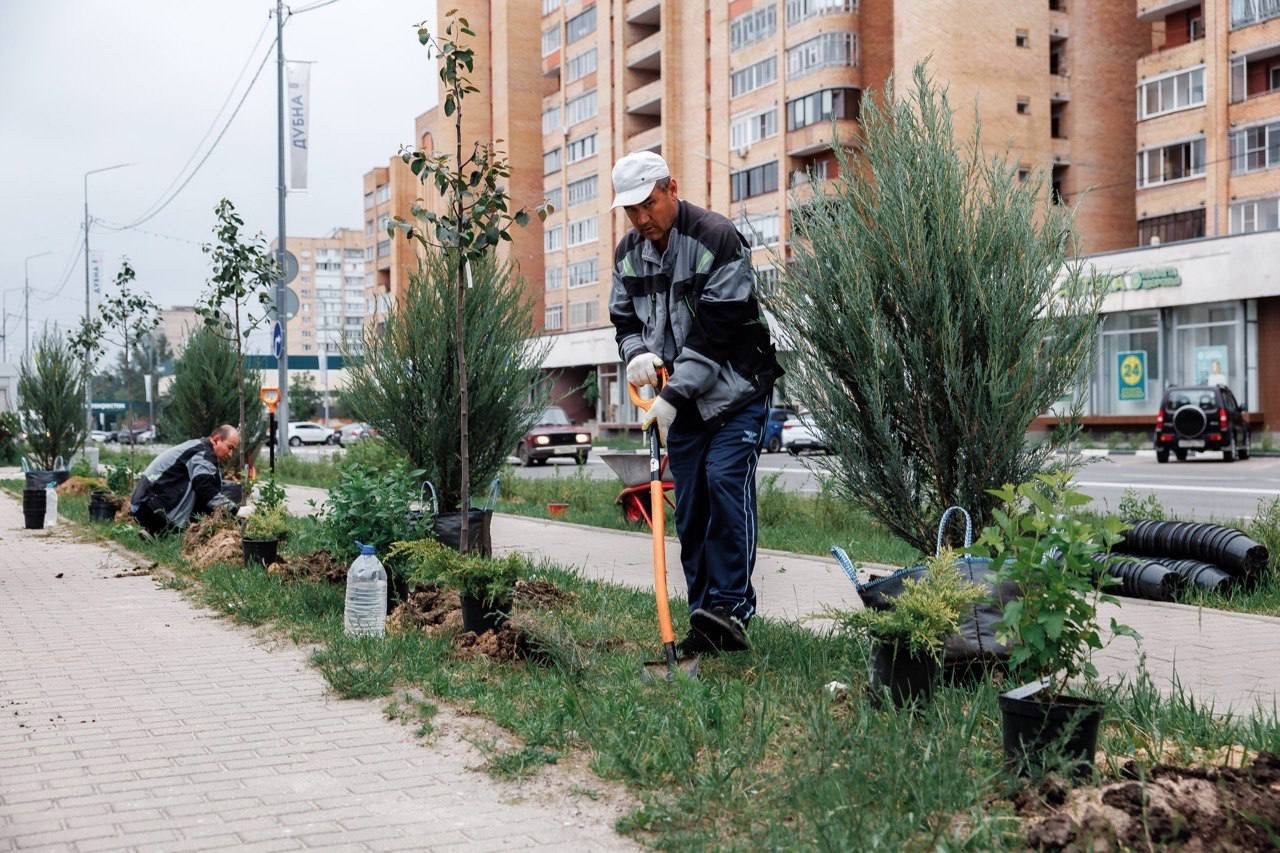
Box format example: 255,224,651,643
331,421,378,447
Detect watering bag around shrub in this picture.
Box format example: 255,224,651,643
832,506,1018,668
420,479,499,556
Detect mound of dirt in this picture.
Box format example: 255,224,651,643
387,584,462,635
516,578,576,608
1021,752,1280,851
182,513,243,570
453,622,543,663
268,550,347,585
57,476,107,497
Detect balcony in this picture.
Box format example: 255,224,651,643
626,29,661,71
1050,75,1072,103
1049,10,1070,40
786,118,860,157
626,78,663,116
1232,0,1280,29
543,48,561,78
1136,0,1201,22
627,124,663,154
626,0,660,26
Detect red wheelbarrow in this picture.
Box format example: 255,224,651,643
599,451,675,528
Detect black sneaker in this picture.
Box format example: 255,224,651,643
690,607,750,652
676,627,719,658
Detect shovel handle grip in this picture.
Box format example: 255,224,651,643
628,367,669,410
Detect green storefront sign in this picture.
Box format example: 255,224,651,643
1117,351,1147,401
1096,267,1182,293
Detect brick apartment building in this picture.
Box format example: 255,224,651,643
365,0,1280,433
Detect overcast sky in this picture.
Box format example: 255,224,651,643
0,0,439,362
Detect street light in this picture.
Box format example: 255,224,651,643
23,251,53,363
83,162,133,433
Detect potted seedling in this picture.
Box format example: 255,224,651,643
89,462,132,523
976,471,1139,777
241,476,290,567
834,550,986,708
389,538,525,634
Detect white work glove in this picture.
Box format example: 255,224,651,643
626,352,664,388
641,397,677,446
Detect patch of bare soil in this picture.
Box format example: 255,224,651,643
268,549,347,585
181,512,242,570
515,578,576,608
453,622,545,663
387,584,462,635
1019,751,1280,851
57,476,107,497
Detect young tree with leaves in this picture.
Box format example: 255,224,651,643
770,65,1106,553
196,198,279,472
388,11,550,551
69,259,159,443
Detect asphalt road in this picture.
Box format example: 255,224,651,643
512,448,1280,523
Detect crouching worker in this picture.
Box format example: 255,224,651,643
130,425,240,537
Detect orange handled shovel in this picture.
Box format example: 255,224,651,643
629,369,699,682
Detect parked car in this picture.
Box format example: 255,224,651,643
113,426,153,445
782,412,830,455
287,421,332,446
88,429,113,443
759,405,799,453
1154,384,1250,463
515,406,592,466
330,422,378,446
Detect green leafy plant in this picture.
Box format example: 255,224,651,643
318,453,427,565
0,411,23,465
103,461,134,497
976,472,1139,694
389,538,525,606
18,329,86,470
769,64,1105,553
252,475,286,512
243,503,292,541
833,549,988,656
1117,488,1166,522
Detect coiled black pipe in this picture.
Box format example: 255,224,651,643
1117,520,1267,589
1106,559,1185,602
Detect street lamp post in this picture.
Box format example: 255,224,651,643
83,162,133,433
23,251,53,364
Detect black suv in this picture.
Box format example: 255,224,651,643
1153,385,1250,463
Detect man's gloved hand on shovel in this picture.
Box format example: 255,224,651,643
641,397,676,446
627,352,664,388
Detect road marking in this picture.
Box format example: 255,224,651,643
1075,480,1280,497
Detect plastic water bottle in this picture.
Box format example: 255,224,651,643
344,544,387,637
44,482,58,529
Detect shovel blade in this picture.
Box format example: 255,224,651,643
640,655,700,682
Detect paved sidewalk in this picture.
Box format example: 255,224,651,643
0,492,639,852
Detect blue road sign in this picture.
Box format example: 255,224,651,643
272,321,284,360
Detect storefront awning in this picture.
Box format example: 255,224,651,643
541,327,621,369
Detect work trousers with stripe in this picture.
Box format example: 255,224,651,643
665,395,767,625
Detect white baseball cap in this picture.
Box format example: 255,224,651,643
610,151,670,209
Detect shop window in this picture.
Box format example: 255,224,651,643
1172,302,1241,395
1096,310,1161,415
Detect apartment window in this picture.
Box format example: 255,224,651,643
377,239,390,258
731,56,777,98
1017,168,1031,182
565,90,598,126
1137,210,1205,245
1231,0,1280,28
542,0,560,15
787,33,856,78
569,298,599,327
1137,67,1205,119
567,175,598,206
541,24,561,56
786,87,861,130
363,191,374,209
730,161,780,202
545,266,563,291
542,103,561,134
1230,121,1280,173
1049,0,1066,10
544,147,562,175
568,258,598,288
567,216,598,247
375,184,390,203
737,212,780,248
544,187,563,211
566,6,596,44
1137,138,1206,186
1190,15,1205,40
566,48,597,82
786,0,856,26
1273,65,1280,90
1017,98,1031,115
566,133,598,163
364,219,374,236
545,226,563,252
1049,43,1067,76
1230,196,1280,234
1051,102,1066,138
1015,29,1030,48
545,303,563,330
730,107,779,151
730,6,776,51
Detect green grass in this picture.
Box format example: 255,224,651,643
13,484,1280,849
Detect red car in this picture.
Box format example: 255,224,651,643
515,406,592,466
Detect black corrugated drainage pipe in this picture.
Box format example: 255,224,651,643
1117,520,1268,589
1106,559,1185,602
1159,558,1236,594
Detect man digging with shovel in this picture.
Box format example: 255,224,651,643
608,151,782,656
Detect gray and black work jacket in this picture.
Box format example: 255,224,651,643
609,200,780,426
130,438,234,527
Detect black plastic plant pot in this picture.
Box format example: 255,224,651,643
998,691,1103,779
459,593,511,634
241,537,280,568
88,492,122,523
867,639,939,709
22,488,47,529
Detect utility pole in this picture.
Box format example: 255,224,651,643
83,163,132,433
274,0,291,456
23,251,52,364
